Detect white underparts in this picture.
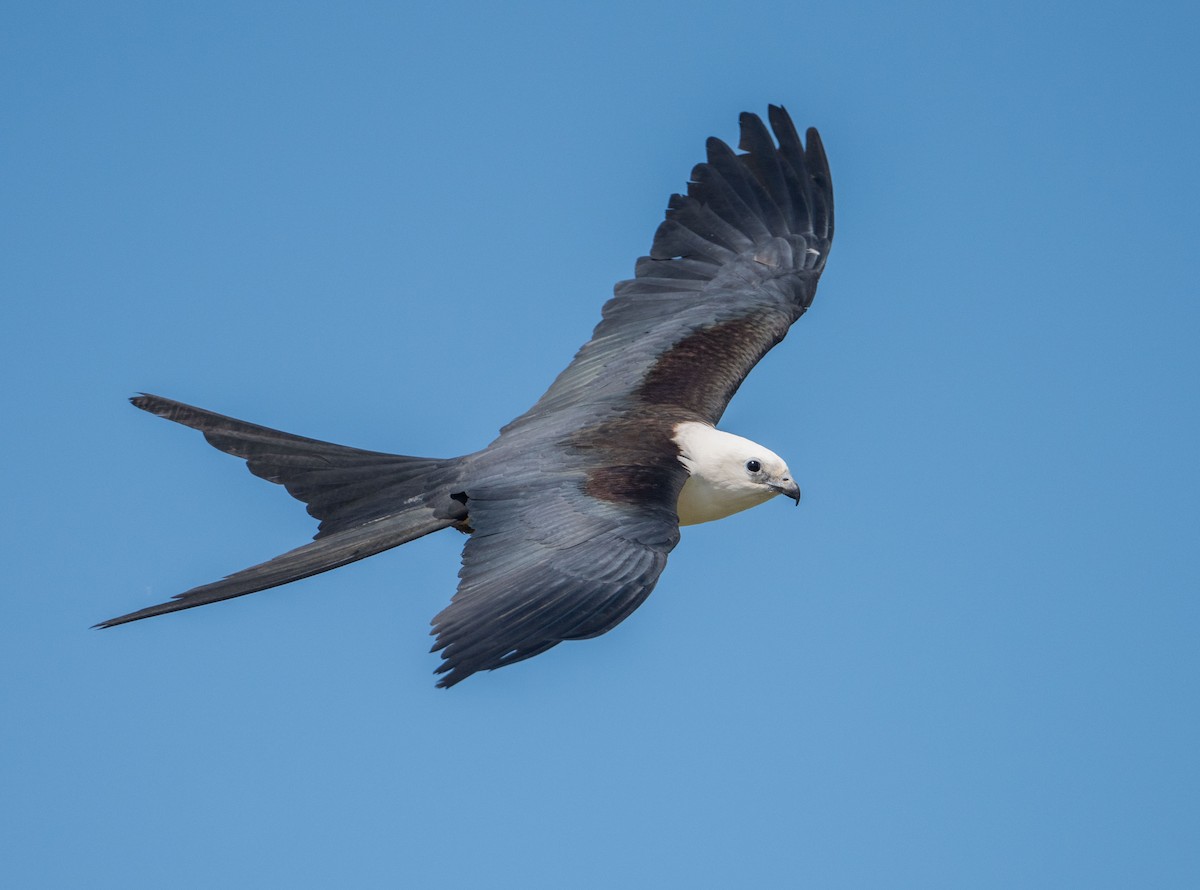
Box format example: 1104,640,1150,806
672,421,788,526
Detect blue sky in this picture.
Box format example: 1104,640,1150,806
3,1,1198,886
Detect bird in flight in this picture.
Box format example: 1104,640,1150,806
100,106,835,687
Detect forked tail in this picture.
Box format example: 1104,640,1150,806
98,394,467,627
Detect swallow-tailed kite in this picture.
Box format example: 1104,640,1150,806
100,106,835,687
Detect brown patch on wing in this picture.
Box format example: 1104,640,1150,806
587,464,679,505
636,312,793,423
574,412,690,509
575,312,793,509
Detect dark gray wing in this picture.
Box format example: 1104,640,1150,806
430,465,684,687
500,105,833,441
430,107,833,685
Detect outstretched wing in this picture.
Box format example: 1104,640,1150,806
500,105,833,441
430,467,685,687
432,107,834,685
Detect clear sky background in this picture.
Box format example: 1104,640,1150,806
3,2,1198,887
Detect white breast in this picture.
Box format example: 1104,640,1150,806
676,472,774,525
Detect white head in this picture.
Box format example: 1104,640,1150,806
672,421,800,526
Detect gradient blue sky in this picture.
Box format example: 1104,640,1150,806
4,2,1198,887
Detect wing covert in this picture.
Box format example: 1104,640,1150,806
430,468,685,687
499,105,833,439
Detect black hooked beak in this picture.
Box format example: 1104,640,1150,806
770,477,801,506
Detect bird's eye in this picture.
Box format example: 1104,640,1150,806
745,459,762,473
